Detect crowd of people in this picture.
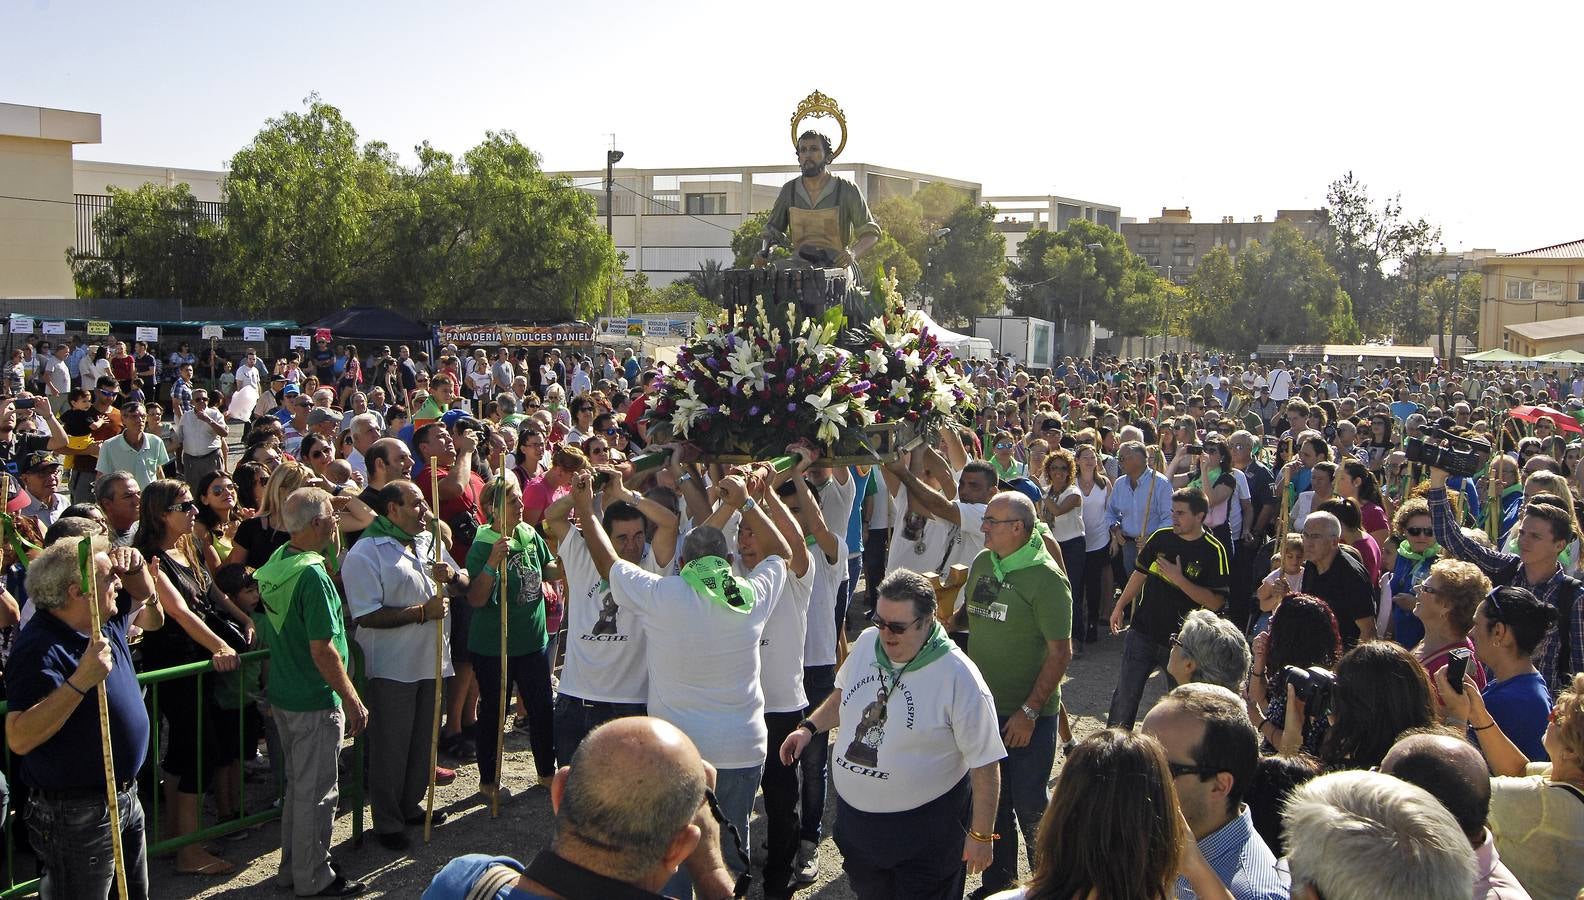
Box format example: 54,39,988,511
1,338,1582,899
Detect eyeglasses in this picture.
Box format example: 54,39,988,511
869,613,924,635
1168,632,1183,648
1167,761,1225,780
166,500,197,513
603,428,620,436
981,516,1021,528
1415,582,1441,595
1403,526,1433,537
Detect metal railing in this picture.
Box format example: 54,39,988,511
0,645,368,898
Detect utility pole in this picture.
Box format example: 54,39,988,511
605,142,624,319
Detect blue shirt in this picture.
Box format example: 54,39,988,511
1484,672,1552,762
846,466,872,556
1175,805,1289,900
424,855,544,899
1107,467,1172,538
6,601,150,791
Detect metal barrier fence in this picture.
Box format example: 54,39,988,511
0,646,368,898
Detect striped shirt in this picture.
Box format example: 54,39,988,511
1175,805,1289,900
1429,486,1583,696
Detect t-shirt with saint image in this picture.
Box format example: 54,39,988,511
885,482,985,598
464,523,555,658
555,527,657,705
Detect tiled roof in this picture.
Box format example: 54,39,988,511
1500,239,1584,259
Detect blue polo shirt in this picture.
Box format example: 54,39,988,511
5,601,149,791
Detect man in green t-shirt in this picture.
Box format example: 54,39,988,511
963,490,1073,897
256,487,368,898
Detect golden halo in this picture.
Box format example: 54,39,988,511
790,90,847,161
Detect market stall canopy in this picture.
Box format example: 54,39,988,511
1532,349,1584,364
302,306,429,343
914,310,994,360
1463,348,1530,363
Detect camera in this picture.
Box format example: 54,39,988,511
1402,426,1489,479
1186,444,1203,456
1283,665,1336,717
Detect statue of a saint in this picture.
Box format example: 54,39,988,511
755,128,881,273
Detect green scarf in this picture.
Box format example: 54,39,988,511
1190,467,1223,492
873,619,954,678
363,515,420,545
477,522,536,554
255,544,325,633
1396,540,1441,563
990,520,1059,583
680,555,756,614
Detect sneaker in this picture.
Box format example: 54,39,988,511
792,839,820,885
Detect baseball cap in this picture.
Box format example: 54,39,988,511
19,450,61,474
441,409,480,431
307,408,341,427
281,384,300,398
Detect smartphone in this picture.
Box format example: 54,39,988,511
12,398,36,410
1446,648,1472,694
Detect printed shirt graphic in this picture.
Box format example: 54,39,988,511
830,626,1005,814
557,527,655,704
885,483,986,600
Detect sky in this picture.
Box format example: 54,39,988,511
5,0,1580,254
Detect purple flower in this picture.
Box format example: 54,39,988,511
728,383,740,395
787,367,799,379
787,402,798,412
749,405,760,416
705,358,720,370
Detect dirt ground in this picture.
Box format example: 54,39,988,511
141,621,1166,900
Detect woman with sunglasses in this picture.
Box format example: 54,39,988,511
193,470,248,575
132,478,248,876
1385,497,1438,649
299,432,336,480
988,431,1023,482
1438,668,1584,899
1409,558,1490,697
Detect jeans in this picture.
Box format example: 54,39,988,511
837,553,863,632
275,706,343,895
664,762,763,899
1120,539,1141,581
799,664,837,843
1082,547,1111,640
761,711,804,895
1057,536,1086,632
834,774,970,900
1106,629,1176,729
552,695,645,768
981,715,1058,892
472,649,556,783
25,783,149,900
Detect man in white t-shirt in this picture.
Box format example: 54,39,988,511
585,469,791,886
883,455,994,642
780,569,1005,899
543,465,679,766
1266,361,1293,403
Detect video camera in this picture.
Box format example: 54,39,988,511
1402,426,1490,479
1282,665,1336,718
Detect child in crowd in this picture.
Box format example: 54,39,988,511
1253,532,1304,635
215,564,281,792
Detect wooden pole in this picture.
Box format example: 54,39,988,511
83,538,130,900
492,477,509,818
424,458,444,842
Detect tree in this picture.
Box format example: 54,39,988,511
1427,272,1481,355
730,212,771,267
68,182,225,301
1182,222,1359,353
683,259,726,305
632,280,721,318
1004,219,1155,331
1320,171,1445,338
930,202,1006,326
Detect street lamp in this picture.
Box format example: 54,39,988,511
605,148,624,319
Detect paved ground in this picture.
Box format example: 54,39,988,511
140,622,1167,899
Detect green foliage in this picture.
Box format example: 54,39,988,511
631,280,720,318
863,233,921,297
1182,222,1359,353
730,212,773,268
1004,219,1155,332
930,202,1006,326
1321,171,1443,338
683,259,726,305
68,182,225,301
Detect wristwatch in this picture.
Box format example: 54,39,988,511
1020,704,1039,721
797,718,820,736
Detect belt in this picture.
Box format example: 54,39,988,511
32,779,137,804
184,448,220,459
565,696,643,710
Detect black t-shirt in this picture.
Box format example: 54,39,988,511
312,348,335,382
342,485,382,546
1131,528,1231,645
235,517,290,570
61,407,97,471
0,432,52,472
1304,550,1376,648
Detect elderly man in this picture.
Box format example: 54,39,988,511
1107,440,1174,577
1167,608,1253,694
963,490,1072,898
781,569,1004,900
1298,511,1377,648
95,402,168,490
16,450,68,529
177,388,228,490
577,468,789,886
343,479,467,851
1282,771,1473,900
96,471,141,547
542,466,678,764
1108,488,1230,729
343,412,381,480
7,537,162,899
255,487,369,897
1381,732,1530,900
1142,684,1286,900
424,717,738,900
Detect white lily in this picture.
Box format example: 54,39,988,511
671,394,708,437
726,341,766,391
864,346,889,372
805,386,850,445
899,349,923,374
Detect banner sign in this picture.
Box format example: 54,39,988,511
435,323,594,347
242,326,265,342
87,320,111,337
8,317,33,335
314,328,333,344
289,335,311,350
134,326,159,343
595,315,699,338
201,325,224,340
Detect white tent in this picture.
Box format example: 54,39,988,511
915,310,995,360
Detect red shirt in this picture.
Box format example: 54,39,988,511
111,355,134,382
418,464,485,558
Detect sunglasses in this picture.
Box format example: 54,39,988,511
994,442,1013,449
1403,526,1433,537
211,482,235,494
1167,762,1225,780
869,613,923,635
166,500,197,513
586,446,609,455
603,428,620,436
1482,589,1505,623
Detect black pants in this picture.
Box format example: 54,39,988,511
862,527,891,613
1082,547,1110,640
471,649,555,784
834,775,971,900
761,710,804,897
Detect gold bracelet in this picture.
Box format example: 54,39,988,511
967,829,998,844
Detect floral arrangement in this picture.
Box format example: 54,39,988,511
646,273,974,459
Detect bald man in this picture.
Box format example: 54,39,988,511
1381,732,1530,900
423,716,736,900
